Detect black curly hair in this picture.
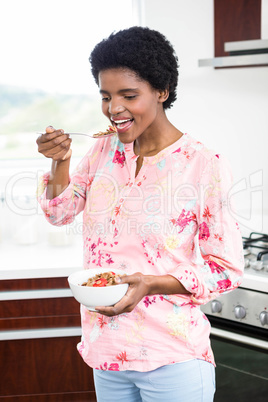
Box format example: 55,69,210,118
89,26,179,109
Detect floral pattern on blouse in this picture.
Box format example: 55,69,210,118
38,133,244,372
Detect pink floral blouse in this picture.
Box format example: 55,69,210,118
37,133,244,371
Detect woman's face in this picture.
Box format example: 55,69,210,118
99,68,165,144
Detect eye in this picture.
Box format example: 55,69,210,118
124,95,137,100
102,96,110,102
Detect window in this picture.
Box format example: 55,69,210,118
0,0,136,160
0,0,138,267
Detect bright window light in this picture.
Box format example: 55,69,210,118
0,0,136,159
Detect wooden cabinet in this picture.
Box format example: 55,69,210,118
199,0,268,67
0,277,96,401
214,0,262,58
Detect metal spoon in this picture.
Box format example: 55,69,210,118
37,132,116,139
70,132,116,139
36,133,116,139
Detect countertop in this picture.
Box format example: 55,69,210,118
0,240,83,280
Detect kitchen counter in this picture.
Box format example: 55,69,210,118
241,270,268,293
0,239,83,280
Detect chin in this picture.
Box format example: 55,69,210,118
117,134,135,144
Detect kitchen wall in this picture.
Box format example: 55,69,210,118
142,0,268,236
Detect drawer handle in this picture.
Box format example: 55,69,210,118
0,327,82,341
210,327,268,350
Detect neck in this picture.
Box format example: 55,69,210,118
134,114,183,157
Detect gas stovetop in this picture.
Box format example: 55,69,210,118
201,232,268,330
241,232,268,293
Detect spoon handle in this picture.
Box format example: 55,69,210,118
36,131,116,139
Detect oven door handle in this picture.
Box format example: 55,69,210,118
210,327,268,350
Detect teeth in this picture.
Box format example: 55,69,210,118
113,119,131,124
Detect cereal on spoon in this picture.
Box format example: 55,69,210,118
92,125,117,138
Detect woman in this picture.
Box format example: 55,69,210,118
37,27,244,402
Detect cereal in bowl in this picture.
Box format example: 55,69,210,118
81,271,126,287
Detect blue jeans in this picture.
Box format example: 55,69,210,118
93,359,215,402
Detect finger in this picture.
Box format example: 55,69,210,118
37,130,65,146
95,306,116,316
46,133,70,147
38,135,71,153
115,274,128,284
95,293,133,316
37,143,72,162
50,147,72,161
42,129,67,142
62,148,72,161
39,143,72,161
46,125,55,134
116,274,137,285
95,300,125,316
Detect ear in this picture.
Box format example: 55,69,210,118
158,88,169,103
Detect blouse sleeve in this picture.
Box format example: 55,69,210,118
37,142,102,226
168,154,244,305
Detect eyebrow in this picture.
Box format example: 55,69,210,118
99,88,140,94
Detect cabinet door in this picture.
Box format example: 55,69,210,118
215,0,261,57
0,336,96,401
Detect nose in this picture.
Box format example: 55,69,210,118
108,98,125,115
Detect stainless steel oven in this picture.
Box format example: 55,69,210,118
201,232,268,402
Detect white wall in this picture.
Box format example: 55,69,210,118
143,0,268,235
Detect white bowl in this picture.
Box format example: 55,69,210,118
68,269,128,311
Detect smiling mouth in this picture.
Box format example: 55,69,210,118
111,118,134,131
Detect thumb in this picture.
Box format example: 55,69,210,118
46,125,55,134
116,273,130,284
115,276,123,284
46,126,56,134
62,148,72,161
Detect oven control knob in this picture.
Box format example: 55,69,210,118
259,311,268,326
234,305,246,319
211,300,222,313
251,261,263,271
